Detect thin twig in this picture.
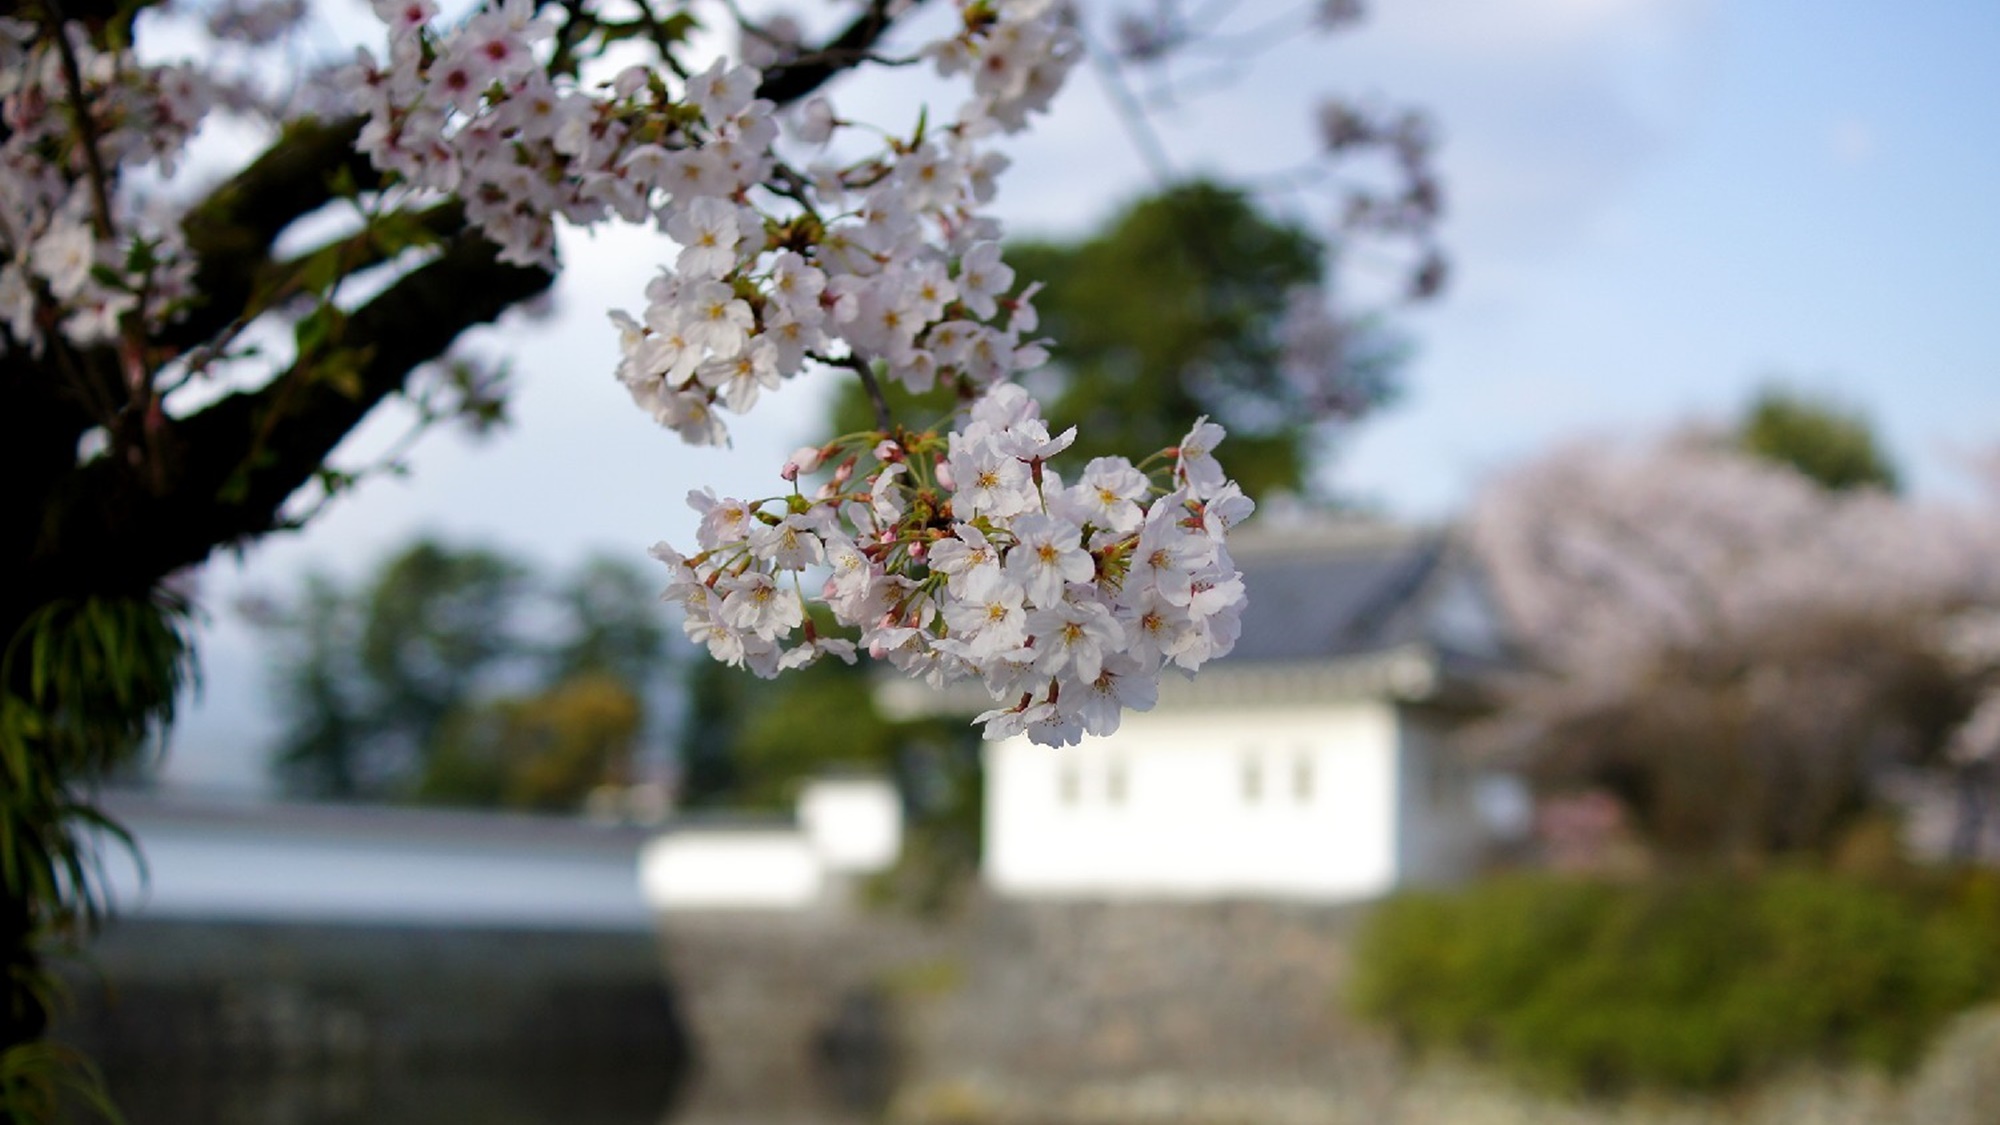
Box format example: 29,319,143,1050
1081,25,1177,184
46,10,116,248
822,353,895,432
46,2,166,483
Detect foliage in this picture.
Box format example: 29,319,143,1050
547,557,674,686
1349,870,2000,1095
671,617,904,814
672,656,878,814
254,540,668,808
419,671,643,810
0,595,192,1122
261,540,529,799
0,1043,124,1125
674,655,755,810
1021,182,1404,495
724,661,898,810
1739,385,1901,493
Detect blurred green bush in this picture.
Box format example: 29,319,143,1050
1348,870,2000,1094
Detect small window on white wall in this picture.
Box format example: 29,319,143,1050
1240,754,1263,804
1292,753,1315,803
1106,758,1128,806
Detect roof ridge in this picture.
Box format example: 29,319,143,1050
1228,516,1441,560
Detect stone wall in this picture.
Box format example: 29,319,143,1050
656,903,958,1120
908,899,1375,1084
655,895,1394,1123
888,898,1400,1122
57,899,1392,1124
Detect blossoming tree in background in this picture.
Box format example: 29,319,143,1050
0,0,1438,1108
1467,431,2000,864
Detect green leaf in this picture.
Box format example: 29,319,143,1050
315,346,376,400
369,209,444,257
657,10,700,45
298,244,347,299
122,236,161,275
294,303,347,357
326,162,360,200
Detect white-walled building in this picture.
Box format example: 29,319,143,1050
970,520,1522,902
638,774,904,911
797,774,904,874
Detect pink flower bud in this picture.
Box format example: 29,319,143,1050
784,445,823,478
875,439,902,462
935,460,956,490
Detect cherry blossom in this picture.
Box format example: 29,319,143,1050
3,0,1252,748
649,385,1253,746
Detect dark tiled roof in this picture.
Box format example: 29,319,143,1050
1225,525,1442,664
1220,520,1509,672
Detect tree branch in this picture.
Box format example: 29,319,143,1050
27,234,555,606
756,0,922,106
168,116,375,353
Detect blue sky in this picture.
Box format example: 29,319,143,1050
161,0,2000,791
1333,0,2000,513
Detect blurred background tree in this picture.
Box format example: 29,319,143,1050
421,671,644,810
1009,181,1407,499
675,657,755,811
249,540,669,810
1467,392,1999,867
1737,384,1902,493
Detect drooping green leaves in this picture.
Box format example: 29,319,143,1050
1,593,192,1123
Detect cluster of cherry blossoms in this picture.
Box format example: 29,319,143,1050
351,0,1078,446
346,0,1251,742
652,386,1253,747
344,0,1253,743
0,19,206,354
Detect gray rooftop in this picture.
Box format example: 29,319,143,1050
1220,518,1510,671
